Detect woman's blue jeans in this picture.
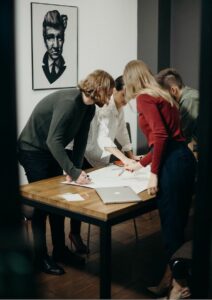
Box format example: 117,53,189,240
157,141,197,262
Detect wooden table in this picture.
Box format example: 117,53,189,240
20,175,157,299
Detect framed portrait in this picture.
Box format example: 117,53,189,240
31,2,78,90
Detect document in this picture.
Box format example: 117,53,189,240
58,193,85,201
62,164,150,194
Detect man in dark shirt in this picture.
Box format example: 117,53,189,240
18,70,114,275
156,68,199,156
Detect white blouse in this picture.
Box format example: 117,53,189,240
66,96,132,167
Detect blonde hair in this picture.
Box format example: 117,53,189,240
78,70,115,106
123,60,177,107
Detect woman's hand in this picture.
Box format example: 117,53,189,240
147,172,158,196
75,171,91,184
124,161,142,172
123,157,136,166
131,154,143,161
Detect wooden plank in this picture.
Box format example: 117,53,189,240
20,175,155,221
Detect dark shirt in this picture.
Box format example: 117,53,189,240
18,89,95,180
179,86,199,143
137,94,185,174
42,52,66,84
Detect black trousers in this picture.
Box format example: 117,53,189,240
18,149,66,260
156,141,197,262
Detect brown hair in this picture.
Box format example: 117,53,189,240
155,68,184,90
123,60,176,106
78,70,115,106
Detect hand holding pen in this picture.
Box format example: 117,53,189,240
76,171,91,184
66,172,91,184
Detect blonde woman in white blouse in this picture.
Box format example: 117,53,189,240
65,76,140,254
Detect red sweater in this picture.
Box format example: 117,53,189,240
137,93,185,174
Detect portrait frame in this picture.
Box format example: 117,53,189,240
31,2,78,90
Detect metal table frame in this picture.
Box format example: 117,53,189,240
21,195,156,298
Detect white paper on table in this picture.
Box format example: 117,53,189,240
58,193,85,201
61,164,150,193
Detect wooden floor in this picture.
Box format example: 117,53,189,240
26,209,193,299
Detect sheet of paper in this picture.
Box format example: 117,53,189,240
61,165,150,193
58,193,84,201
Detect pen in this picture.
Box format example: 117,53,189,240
118,168,125,176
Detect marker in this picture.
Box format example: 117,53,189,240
118,169,125,176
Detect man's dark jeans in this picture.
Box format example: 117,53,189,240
18,149,66,261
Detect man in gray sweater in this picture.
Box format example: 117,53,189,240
18,70,114,275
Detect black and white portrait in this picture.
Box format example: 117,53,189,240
31,3,78,90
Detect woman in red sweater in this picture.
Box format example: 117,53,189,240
123,60,196,298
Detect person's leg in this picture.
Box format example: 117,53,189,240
66,149,83,236
52,217,86,266
18,150,64,275
46,158,66,252
167,242,193,299
31,209,48,261
71,219,81,234
147,264,172,296
66,149,90,254
149,144,196,295
69,219,89,254
18,150,51,258
157,144,196,260
50,213,65,252
44,154,86,265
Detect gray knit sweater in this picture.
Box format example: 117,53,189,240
18,88,95,180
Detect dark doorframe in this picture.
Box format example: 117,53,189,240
0,0,36,297
137,0,171,154
157,0,171,71
191,1,212,298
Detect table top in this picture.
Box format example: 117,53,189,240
20,175,155,222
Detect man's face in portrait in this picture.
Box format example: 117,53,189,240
44,26,64,60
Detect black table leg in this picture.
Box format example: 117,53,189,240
100,222,111,299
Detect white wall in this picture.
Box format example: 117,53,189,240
15,0,137,183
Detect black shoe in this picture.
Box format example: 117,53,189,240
52,246,85,268
40,255,65,275
69,233,90,254
171,258,192,280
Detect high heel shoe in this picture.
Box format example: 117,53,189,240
69,233,90,254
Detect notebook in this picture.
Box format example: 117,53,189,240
96,186,141,204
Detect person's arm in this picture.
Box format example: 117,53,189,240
137,95,169,174
62,105,95,184
46,103,82,180
72,106,95,169
104,146,134,165
96,112,117,158
114,109,141,161
115,109,132,152
124,150,141,161
47,100,95,182
180,93,199,143
96,109,135,164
